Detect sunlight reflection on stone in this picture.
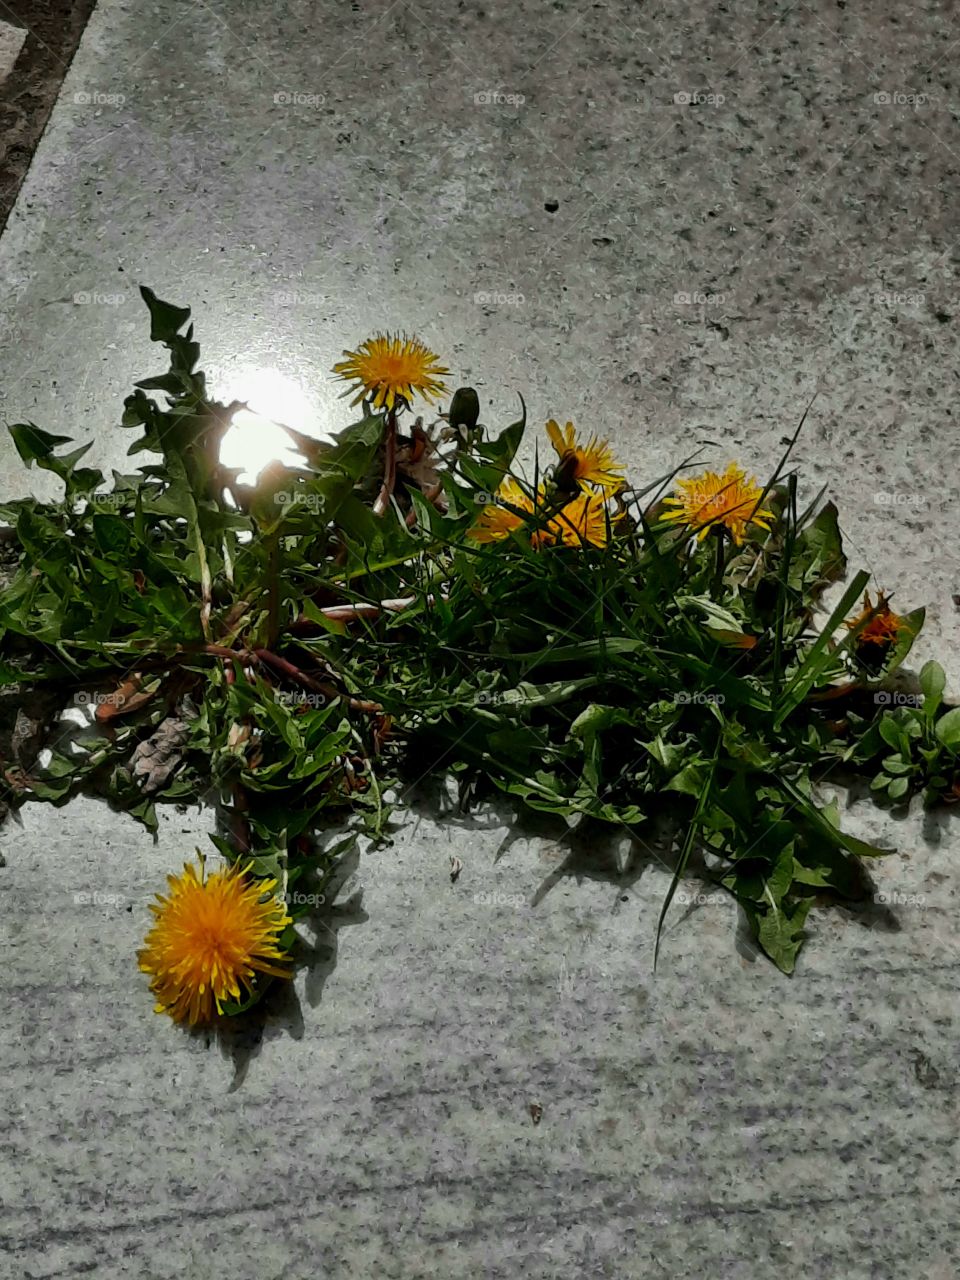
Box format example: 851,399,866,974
218,367,332,484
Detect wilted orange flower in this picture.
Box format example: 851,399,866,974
845,591,908,650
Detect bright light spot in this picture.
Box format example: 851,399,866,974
218,367,332,484
221,411,303,486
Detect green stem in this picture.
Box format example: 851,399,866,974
772,473,798,693
267,533,280,647
711,528,726,599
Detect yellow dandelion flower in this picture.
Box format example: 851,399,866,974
845,591,908,650
332,333,449,411
533,489,614,549
660,462,774,545
545,419,625,492
138,859,293,1026
468,477,536,543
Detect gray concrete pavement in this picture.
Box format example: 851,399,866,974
1,1,959,1276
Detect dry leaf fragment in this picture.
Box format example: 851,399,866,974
94,673,156,723
130,716,191,793
396,422,442,490
226,721,252,751
372,712,393,755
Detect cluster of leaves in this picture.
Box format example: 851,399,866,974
0,290,952,988
0,290,388,926
844,660,960,806
329,456,940,972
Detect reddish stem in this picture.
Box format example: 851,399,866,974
373,410,398,517
253,647,326,693
253,647,382,714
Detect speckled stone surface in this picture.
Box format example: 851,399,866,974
0,0,99,229
1,1,959,1277
0,23,27,89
